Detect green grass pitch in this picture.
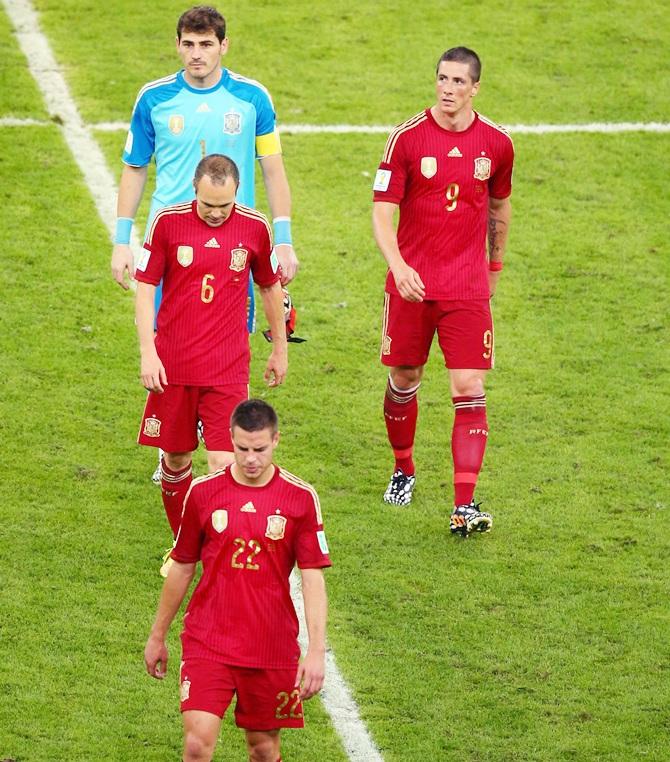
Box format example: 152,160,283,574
1,1,669,760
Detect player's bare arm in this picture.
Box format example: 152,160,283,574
136,281,168,392
111,165,148,290
145,560,196,679
259,281,288,387
296,568,327,700
373,201,425,302
487,195,512,296
259,154,299,285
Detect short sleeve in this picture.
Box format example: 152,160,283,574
134,215,168,285
372,130,408,205
488,135,514,199
122,91,155,167
171,483,204,563
250,220,280,287
295,491,332,570
254,87,280,157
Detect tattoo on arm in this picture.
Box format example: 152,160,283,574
488,217,500,257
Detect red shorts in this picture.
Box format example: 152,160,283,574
138,384,247,452
180,657,304,730
380,292,494,369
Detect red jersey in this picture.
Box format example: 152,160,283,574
171,465,332,669
373,109,514,300
135,201,280,386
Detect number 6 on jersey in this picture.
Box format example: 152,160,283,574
201,273,215,303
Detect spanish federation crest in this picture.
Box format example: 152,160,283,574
230,247,248,272
168,114,184,135
180,679,191,701
473,156,492,181
265,514,287,541
177,246,193,267
382,335,392,356
421,156,437,179
143,416,161,437
211,509,228,533
223,110,242,135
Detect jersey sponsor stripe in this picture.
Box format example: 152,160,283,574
132,72,178,110
145,202,192,245
278,468,323,525
176,467,230,541
380,292,390,359
477,113,511,135
478,113,515,149
227,68,275,108
382,111,427,163
235,204,273,238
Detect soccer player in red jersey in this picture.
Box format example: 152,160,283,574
135,154,288,551
372,47,514,536
144,399,330,762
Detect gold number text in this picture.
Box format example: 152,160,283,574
275,689,303,719
482,329,493,360
445,182,460,212
231,537,261,571
231,537,246,569
201,274,215,303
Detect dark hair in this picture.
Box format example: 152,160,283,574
194,154,240,187
436,47,481,82
177,6,226,41
231,399,279,434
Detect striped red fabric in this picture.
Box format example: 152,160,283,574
136,201,279,386
374,110,514,300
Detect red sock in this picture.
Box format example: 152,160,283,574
384,377,420,476
451,395,488,506
161,458,192,537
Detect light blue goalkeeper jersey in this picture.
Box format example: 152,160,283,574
123,67,281,225
123,68,282,330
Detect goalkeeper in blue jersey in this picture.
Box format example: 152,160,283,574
110,5,299,304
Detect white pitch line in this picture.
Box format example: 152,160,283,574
0,116,53,126
4,1,384,760
1,0,142,254
3,116,670,134
89,120,670,134
291,571,383,762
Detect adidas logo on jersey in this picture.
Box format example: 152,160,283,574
448,146,463,158
196,102,212,113
240,501,256,513
204,237,220,248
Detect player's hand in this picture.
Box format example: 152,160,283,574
274,244,299,286
488,270,501,297
264,347,288,387
144,634,168,679
111,244,135,290
392,263,425,302
141,351,168,393
295,648,325,700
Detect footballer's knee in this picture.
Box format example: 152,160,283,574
450,370,486,398
163,451,192,472
390,365,423,390
246,730,280,762
183,730,215,762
